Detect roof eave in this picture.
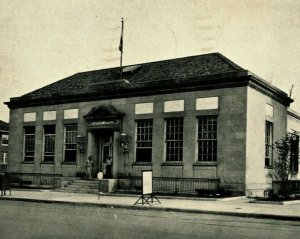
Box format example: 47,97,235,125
247,72,293,106
5,71,249,109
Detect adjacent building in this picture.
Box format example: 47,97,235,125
288,109,300,134
287,109,300,180
5,53,298,196
0,120,9,172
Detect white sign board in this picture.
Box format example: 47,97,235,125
266,104,274,117
43,111,56,120
64,109,78,119
97,172,103,180
24,112,36,122
164,100,184,112
142,170,153,195
135,103,154,114
196,97,218,110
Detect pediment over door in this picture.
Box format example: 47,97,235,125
84,105,124,130
84,105,124,120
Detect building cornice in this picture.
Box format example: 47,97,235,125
5,71,293,109
248,73,293,106
288,109,300,121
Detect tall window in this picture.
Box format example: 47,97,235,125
64,124,78,162
165,118,183,161
24,126,35,162
136,119,153,162
43,125,55,162
265,121,273,167
198,116,217,162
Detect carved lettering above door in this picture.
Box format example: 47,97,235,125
84,105,123,130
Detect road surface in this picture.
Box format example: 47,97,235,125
0,200,299,239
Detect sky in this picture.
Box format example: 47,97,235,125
1,0,300,122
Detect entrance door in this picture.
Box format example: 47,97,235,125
99,132,113,178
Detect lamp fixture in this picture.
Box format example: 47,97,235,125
120,132,129,153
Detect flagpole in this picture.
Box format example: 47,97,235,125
119,18,124,78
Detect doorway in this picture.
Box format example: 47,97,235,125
96,130,114,178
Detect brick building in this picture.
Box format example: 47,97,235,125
5,53,297,196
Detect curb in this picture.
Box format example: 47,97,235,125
1,197,300,222
9,189,246,202
249,199,300,205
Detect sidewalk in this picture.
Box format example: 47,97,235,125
1,189,300,221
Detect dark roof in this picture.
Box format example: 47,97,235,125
5,52,293,108
0,120,9,132
23,53,244,98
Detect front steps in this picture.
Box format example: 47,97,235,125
56,179,99,194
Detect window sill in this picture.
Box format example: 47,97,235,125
41,162,55,165
132,162,152,166
193,162,218,167
21,161,35,164
61,162,77,165
161,162,183,166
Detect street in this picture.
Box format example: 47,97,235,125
0,200,299,239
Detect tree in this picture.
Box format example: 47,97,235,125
271,133,299,198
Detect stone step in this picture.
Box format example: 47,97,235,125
61,177,82,183
72,180,99,184
69,182,99,187
58,178,100,193
57,178,117,194
65,184,99,189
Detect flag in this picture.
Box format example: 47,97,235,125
119,18,124,53
119,34,123,52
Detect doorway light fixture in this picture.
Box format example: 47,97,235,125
76,135,86,153
120,132,129,153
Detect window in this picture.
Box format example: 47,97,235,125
1,134,9,146
265,121,273,167
198,116,217,162
24,126,35,162
136,120,153,162
0,153,7,164
165,118,183,161
64,124,78,162
43,125,55,162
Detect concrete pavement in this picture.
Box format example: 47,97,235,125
1,189,300,221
